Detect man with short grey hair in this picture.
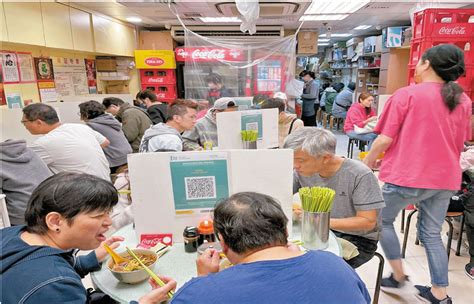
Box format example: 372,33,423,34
284,127,385,268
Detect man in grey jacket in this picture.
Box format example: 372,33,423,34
140,99,198,152
0,140,52,225
332,82,356,119
79,100,133,173
182,97,238,150
300,71,319,126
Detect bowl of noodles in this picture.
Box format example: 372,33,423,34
107,249,157,284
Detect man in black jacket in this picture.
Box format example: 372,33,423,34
137,89,168,125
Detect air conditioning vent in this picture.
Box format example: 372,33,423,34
171,26,284,42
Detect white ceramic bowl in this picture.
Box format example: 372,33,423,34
107,249,157,284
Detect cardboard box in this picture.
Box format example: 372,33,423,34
383,27,409,48
106,81,129,94
346,37,362,47
96,58,117,72
139,31,176,50
297,31,318,54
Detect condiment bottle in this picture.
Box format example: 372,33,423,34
183,226,199,253
198,219,216,245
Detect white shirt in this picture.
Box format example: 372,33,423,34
30,123,110,180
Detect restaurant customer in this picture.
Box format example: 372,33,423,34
0,172,176,304
364,44,471,303
170,192,371,303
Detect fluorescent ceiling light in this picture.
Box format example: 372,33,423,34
126,17,142,23
354,25,372,30
299,14,348,21
199,17,241,23
319,33,352,38
318,43,330,46
304,0,370,15
318,38,330,42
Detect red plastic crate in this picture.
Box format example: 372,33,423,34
140,69,176,85
141,84,177,100
409,37,473,66
412,9,474,40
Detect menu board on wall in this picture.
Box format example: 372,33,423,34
52,57,89,98
38,81,58,102
34,58,54,81
1,51,20,83
17,53,36,83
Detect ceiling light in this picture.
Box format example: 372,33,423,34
299,14,348,21
126,17,142,23
354,25,372,30
319,33,352,38
318,43,330,45
304,0,370,15
199,17,241,23
318,38,330,42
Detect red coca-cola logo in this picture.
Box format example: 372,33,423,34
148,78,164,83
175,47,244,62
438,26,466,35
145,57,165,66
191,49,226,60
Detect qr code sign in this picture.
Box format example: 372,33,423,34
246,122,258,131
184,176,217,200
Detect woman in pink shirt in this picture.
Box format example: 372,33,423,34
364,45,471,304
344,92,378,149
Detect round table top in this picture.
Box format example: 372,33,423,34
91,223,342,303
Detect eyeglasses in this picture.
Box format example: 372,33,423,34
20,119,34,124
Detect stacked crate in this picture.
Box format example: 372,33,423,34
407,9,474,99
140,69,177,103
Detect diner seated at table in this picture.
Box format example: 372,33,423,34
284,128,385,268
169,192,371,303
182,97,238,150
139,99,198,152
0,172,176,304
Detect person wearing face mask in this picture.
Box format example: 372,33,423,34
0,172,176,304
344,92,378,149
139,99,198,152
364,44,472,304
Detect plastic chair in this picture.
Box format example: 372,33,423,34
401,208,465,260
371,252,385,304
0,194,11,228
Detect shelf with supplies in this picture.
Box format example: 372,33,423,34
358,67,381,70
361,52,382,56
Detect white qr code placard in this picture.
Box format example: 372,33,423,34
184,176,217,200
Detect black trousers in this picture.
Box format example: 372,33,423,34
301,114,316,126
333,231,378,269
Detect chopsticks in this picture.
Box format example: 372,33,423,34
125,247,174,299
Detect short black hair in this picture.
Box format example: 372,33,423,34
213,192,288,254
25,172,118,234
301,71,316,79
261,98,285,113
333,83,345,93
347,82,356,91
102,97,125,109
23,103,59,125
137,89,158,102
168,99,198,121
79,100,106,120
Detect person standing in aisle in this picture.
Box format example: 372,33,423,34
205,73,232,106
364,45,471,304
299,71,319,126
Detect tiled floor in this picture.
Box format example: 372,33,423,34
83,130,474,303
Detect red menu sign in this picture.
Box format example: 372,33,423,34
175,47,246,62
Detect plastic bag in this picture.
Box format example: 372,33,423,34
354,120,377,134
409,0,441,26
285,79,305,98
236,0,260,35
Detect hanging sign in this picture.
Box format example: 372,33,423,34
175,47,246,62
134,50,176,69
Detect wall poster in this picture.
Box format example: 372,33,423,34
1,51,20,83
17,52,36,83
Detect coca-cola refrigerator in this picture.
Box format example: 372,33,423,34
175,47,247,102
